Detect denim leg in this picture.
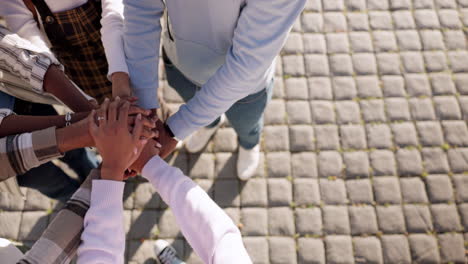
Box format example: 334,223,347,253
0,91,15,110
163,50,221,128
16,162,80,202
225,79,274,149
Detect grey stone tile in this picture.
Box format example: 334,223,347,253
368,0,390,10
315,125,340,150
381,75,406,97
291,152,318,178
367,124,393,149
326,33,349,54
443,30,466,50
296,207,322,235
325,235,354,264
298,238,325,264
215,152,238,179
287,101,312,125
453,175,468,202
346,0,366,11
404,204,434,233
408,234,441,263
289,125,315,152
294,179,321,206
323,0,344,11
318,151,343,178
370,149,397,176
346,179,374,204
353,54,378,75
0,192,24,211
405,74,432,97
409,98,437,120
373,31,398,52
329,54,353,76
303,34,326,54
266,152,291,178
23,189,50,211
268,207,295,236
438,233,466,263
413,0,434,9
349,205,379,235
134,182,162,209
310,101,335,124
391,122,419,147
424,52,449,72
243,237,269,264
213,128,238,152
356,76,381,98
442,121,468,146
188,153,215,179
422,148,450,174
396,148,424,176
439,9,462,29
400,177,429,203
285,77,308,100
415,10,441,29
282,55,305,76
302,13,323,33
264,100,286,125
320,179,347,205
393,12,416,29
376,206,407,233
305,55,330,76
420,30,445,51
434,0,457,8
309,77,333,100
340,125,367,150
269,237,297,264
241,208,268,236
459,203,468,229
401,52,425,73
448,149,468,173
268,178,292,206
360,99,386,122
434,96,462,120
241,178,268,207
18,211,48,241
335,101,361,125
369,11,393,30
213,179,240,207
431,204,462,232
353,237,383,264
416,121,444,147
373,177,402,204
381,235,411,264
0,211,21,240
333,77,357,100
343,151,370,178
385,98,411,121
390,0,412,9
283,33,304,54
347,13,370,31
396,30,421,51
377,53,401,75
323,12,347,33
158,210,181,238
448,51,468,72
323,205,350,235
264,126,290,151
349,32,373,52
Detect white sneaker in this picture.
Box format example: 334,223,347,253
154,239,185,264
237,144,260,181
184,115,225,153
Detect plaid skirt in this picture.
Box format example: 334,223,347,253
48,0,111,103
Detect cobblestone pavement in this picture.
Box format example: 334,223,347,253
2,0,468,263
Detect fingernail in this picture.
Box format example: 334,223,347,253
156,142,162,148
137,113,142,120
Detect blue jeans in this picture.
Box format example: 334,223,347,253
163,50,273,149
0,91,99,202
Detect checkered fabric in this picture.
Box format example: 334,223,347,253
49,0,112,103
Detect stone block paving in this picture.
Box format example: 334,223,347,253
2,0,468,263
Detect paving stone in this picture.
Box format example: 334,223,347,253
335,101,361,125
194,179,214,198
264,126,290,151
360,99,386,122
310,101,335,124
392,122,419,146
268,178,292,206
343,151,370,178
323,12,347,33
283,33,304,54
442,121,468,146
373,177,402,204
405,74,432,97
241,178,268,207
188,153,215,179
438,233,466,263
294,179,321,206
420,30,445,50
241,208,268,236
416,121,444,146
356,76,381,97
303,34,326,54
396,148,424,176
369,11,393,30
373,31,398,52
273,77,284,98
435,0,457,8
18,211,48,241
318,151,343,177
409,98,437,120
302,13,323,33
439,9,462,29
0,211,21,240
333,77,357,100
264,100,286,125
390,0,412,9
393,12,416,30
400,177,429,203
396,30,421,51
309,77,333,100
448,51,468,72
370,150,397,176
443,30,466,50
305,55,330,76
315,125,340,150
349,32,373,52
291,152,318,178
460,96,468,120
453,175,468,202
385,98,411,121
326,33,349,54
298,238,325,264
346,179,374,204
401,52,425,73
403,205,434,233
434,96,462,120
322,205,350,235
431,204,462,232
282,55,305,76
329,54,353,76
376,206,407,233
353,54,378,75
325,235,354,264
158,210,182,238
269,237,297,264
268,207,295,236
0,192,24,211
129,211,160,239
215,152,237,179
426,175,453,203
347,13,370,31
134,182,162,209
320,179,347,204
287,101,312,125
424,52,449,72
23,189,50,211
289,125,315,152
448,148,468,173
349,205,378,235
128,240,157,263
243,237,269,264
285,77,308,100
367,124,393,149
381,235,411,264
353,237,383,264
212,129,238,154
275,56,284,77
323,0,344,11
296,207,322,235
422,148,450,174
266,152,291,178
459,203,468,229
377,53,401,75
413,0,434,8
415,10,440,29
408,234,441,263
341,125,367,150
213,179,240,207
382,75,406,97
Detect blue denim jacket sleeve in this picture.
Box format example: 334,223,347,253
167,0,307,139
0,91,15,110
123,0,164,110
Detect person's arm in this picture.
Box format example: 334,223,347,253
141,156,251,264
166,0,306,140
123,0,165,109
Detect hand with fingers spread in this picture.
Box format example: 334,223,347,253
89,98,155,181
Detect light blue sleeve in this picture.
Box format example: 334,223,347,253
167,0,307,140
123,0,165,109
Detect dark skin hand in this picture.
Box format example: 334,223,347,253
155,119,178,159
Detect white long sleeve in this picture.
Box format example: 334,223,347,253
142,156,252,264
77,180,125,264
